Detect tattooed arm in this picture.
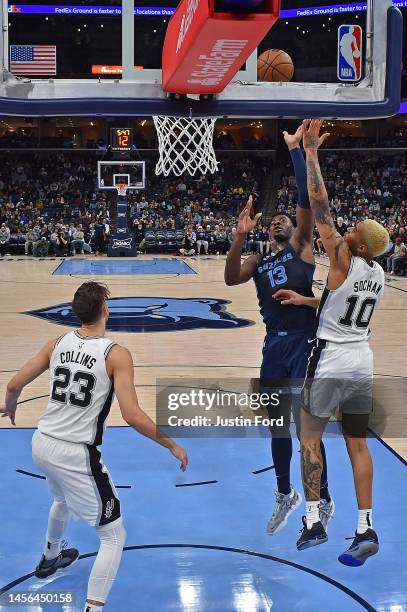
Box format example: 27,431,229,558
303,120,351,288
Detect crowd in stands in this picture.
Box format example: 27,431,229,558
0,127,405,151
277,151,407,274
0,130,275,151
0,152,265,257
1,147,407,275
330,130,406,149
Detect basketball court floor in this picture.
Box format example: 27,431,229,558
0,254,406,611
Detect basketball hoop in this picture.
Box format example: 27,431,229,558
153,115,219,177
115,182,128,197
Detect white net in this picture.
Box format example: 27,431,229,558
153,115,219,177
115,183,128,197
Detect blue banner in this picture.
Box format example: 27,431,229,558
8,5,175,15
9,2,407,17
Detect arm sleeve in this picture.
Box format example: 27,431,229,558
289,147,310,209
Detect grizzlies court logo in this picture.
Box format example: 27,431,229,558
26,297,253,333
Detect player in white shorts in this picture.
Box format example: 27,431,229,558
1,282,188,612
295,120,389,567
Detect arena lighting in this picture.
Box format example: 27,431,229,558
7,2,407,17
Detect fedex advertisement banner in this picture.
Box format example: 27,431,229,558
162,0,280,94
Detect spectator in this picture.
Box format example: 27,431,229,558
179,229,196,256
388,237,407,275
54,226,69,257
34,236,49,257
335,216,348,236
24,226,37,255
93,218,106,256
0,222,10,256
196,226,209,255
258,226,271,255
71,225,85,255
214,224,228,255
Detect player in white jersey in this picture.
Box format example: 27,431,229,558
1,282,188,612
295,120,389,566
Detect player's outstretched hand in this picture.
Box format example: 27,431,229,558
236,195,262,237
273,289,306,306
283,124,303,150
170,443,188,471
302,119,330,150
0,404,16,426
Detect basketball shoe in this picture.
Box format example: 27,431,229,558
266,487,302,535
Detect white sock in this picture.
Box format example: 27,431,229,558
44,500,69,560
357,509,372,534
306,501,320,529
84,605,103,612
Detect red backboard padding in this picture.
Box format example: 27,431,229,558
162,0,280,95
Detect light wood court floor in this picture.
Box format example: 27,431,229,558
0,254,406,458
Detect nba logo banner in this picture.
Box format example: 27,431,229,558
338,25,363,82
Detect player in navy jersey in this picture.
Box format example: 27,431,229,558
225,125,333,535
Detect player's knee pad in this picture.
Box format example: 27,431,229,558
97,519,127,550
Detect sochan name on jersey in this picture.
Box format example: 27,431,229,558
353,280,382,295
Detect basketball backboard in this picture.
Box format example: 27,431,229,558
97,161,146,191
0,0,403,119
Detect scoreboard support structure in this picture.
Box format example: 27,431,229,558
98,128,145,257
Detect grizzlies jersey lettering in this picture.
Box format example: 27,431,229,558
38,331,116,446
254,244,316,333
316,256,384,343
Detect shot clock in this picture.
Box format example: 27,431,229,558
111,127,133,152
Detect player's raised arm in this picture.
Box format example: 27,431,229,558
284,124,328,258
224,195,262,286
0,338,55,425
303,119,351,277
107,345,188,471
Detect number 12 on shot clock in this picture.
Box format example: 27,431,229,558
111,128,133,152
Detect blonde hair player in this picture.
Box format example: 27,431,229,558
1,282,188,612
297,120,388,566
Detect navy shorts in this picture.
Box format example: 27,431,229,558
260,330,315,388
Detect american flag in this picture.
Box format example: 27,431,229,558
10,45,57,76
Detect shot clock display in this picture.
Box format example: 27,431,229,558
111,128,133,152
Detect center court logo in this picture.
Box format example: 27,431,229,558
26,297,253,333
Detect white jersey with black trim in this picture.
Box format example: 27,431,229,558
38,330,116,446
316,256,384,343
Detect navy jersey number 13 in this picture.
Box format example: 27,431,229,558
254,244,316,333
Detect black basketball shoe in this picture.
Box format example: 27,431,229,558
297,516,328,551
35,543,79,579
338,529,379,566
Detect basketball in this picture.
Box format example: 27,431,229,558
257,49,295,82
